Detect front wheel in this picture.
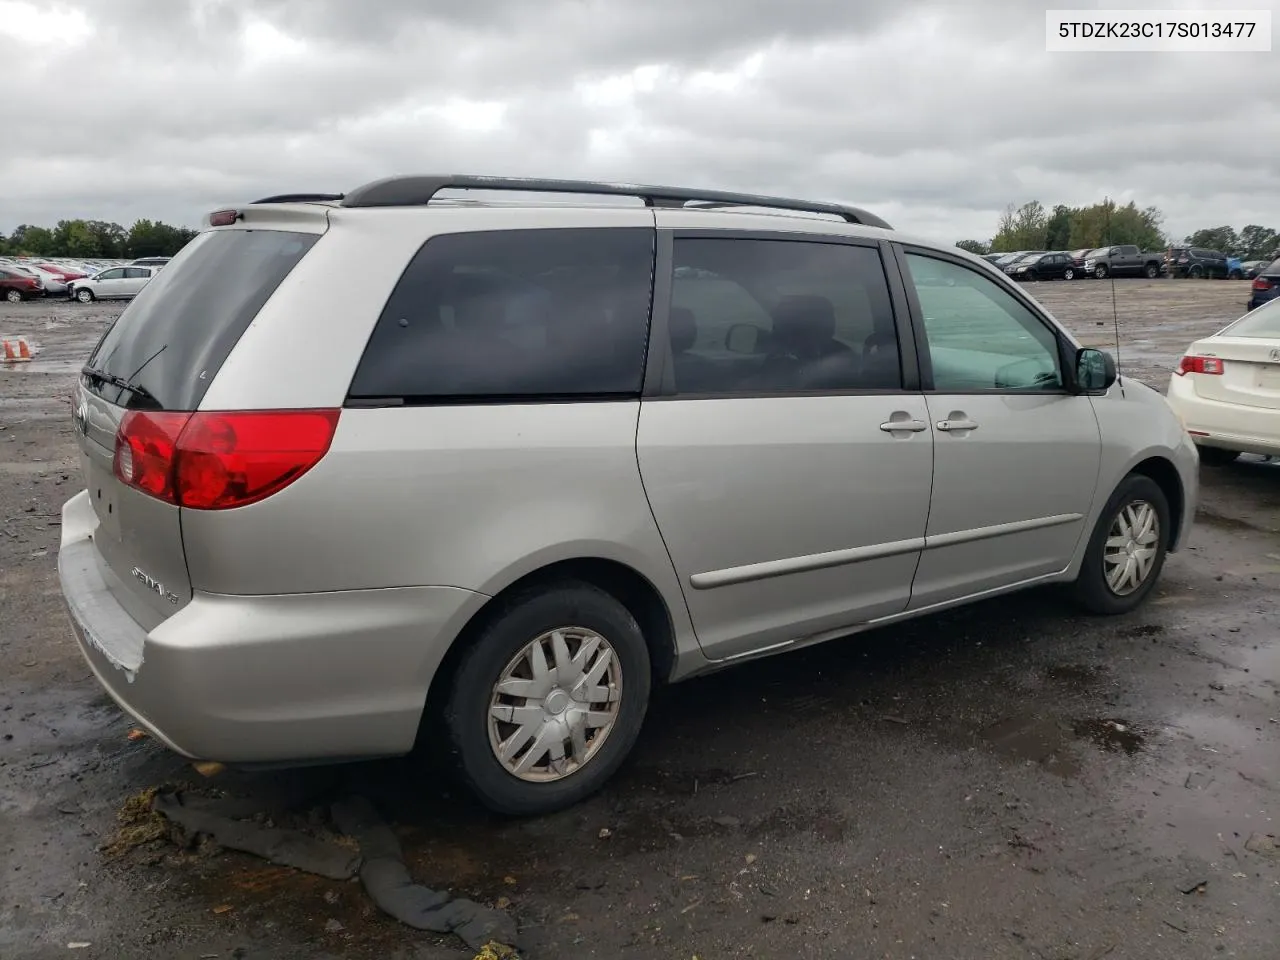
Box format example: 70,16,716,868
1144,263,1159,278
1094,264,1108,279
1188,265,1204,279
1070,474,1171,615
75,287,94,303
441,581,652,816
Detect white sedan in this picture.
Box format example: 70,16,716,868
1166,299,1280,465
67,265,156,302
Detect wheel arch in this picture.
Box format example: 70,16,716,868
1127,455,1185,549
422,555,684,733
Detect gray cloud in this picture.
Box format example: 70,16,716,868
2,0,1278,245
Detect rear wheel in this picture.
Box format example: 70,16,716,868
4,288,22,303
1197,446,1240,467
1070,474,1170,615
441,581,652,816
75,287,94,303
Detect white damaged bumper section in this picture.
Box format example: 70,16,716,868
56,489,490,763
59,490,147,678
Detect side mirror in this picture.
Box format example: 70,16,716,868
725,323,760,355
1074,347,1117,393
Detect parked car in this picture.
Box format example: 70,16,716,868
67,265,157,302
991,251,1036,269
1246,257,1280,312
1082,245,1164,279
130,256,171,269
1241,259,1271,280
1068,248,1093,273
1006,251,1079,281
57,175,1198,815
1165,299,1280,465
1163,247,1231,279
35,261,87,281
0,267,44,301
10,263,68,294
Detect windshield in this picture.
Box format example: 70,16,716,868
1222,301,1280,338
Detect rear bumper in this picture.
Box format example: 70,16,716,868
57,489,488,764
1165,379,1280,457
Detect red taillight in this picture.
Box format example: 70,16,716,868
114,409,340,509
1253,277,1274,291
1176,355,1225,376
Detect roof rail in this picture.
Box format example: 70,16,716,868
251,193,346,204
338,175,892,229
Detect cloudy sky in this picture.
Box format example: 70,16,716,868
2,0,1277,245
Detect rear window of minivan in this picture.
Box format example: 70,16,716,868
84,229,318,411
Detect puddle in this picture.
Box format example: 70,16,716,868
1073,717,1145,755
977,714,1081,777
977,712,1148,776
1044,663,1103,692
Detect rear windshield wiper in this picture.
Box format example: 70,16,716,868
81,366,162,409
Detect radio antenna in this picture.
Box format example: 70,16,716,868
1104,196,1124,392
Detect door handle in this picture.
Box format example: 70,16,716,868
936,418,979,432
880,417,928,433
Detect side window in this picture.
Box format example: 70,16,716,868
903,253,1064,393
98,269,123,280
124,268,150,279
667,238,901,395
348,228,654,401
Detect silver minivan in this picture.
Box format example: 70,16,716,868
58,176,1199,815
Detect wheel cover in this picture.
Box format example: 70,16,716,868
487,626,623,783
77,289,92,302
5,290,20,302
1103,500,1161,596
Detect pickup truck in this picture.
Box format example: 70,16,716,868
1081,245,1164,279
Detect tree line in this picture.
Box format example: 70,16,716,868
0,219,198,260
957,200,1279,261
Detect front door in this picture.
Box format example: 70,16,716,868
638,231,933,661
895,248,1103,609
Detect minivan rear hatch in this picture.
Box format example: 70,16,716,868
74,221,322,626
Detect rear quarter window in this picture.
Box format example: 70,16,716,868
85,229,318,411
347,227,655,402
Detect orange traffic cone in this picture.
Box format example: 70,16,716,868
2,338,32,361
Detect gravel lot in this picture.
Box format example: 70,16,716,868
1,279,1277,960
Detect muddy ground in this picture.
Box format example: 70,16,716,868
1,279,1276,960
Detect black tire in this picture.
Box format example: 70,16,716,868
1197,446,1240,467
1188,265,1204,279
1144,263,1159,278
74,287,94,303
1064,268,1075,280
441,580,652,816
1025,270,1038,282
1094,264,1108,279
3,288,22,303
1070,474,1171,616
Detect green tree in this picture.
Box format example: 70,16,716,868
990,201,1049,251
1238,225,1278,260
1184,226,1239,254
1045,204,1074,250
955,239,989,254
